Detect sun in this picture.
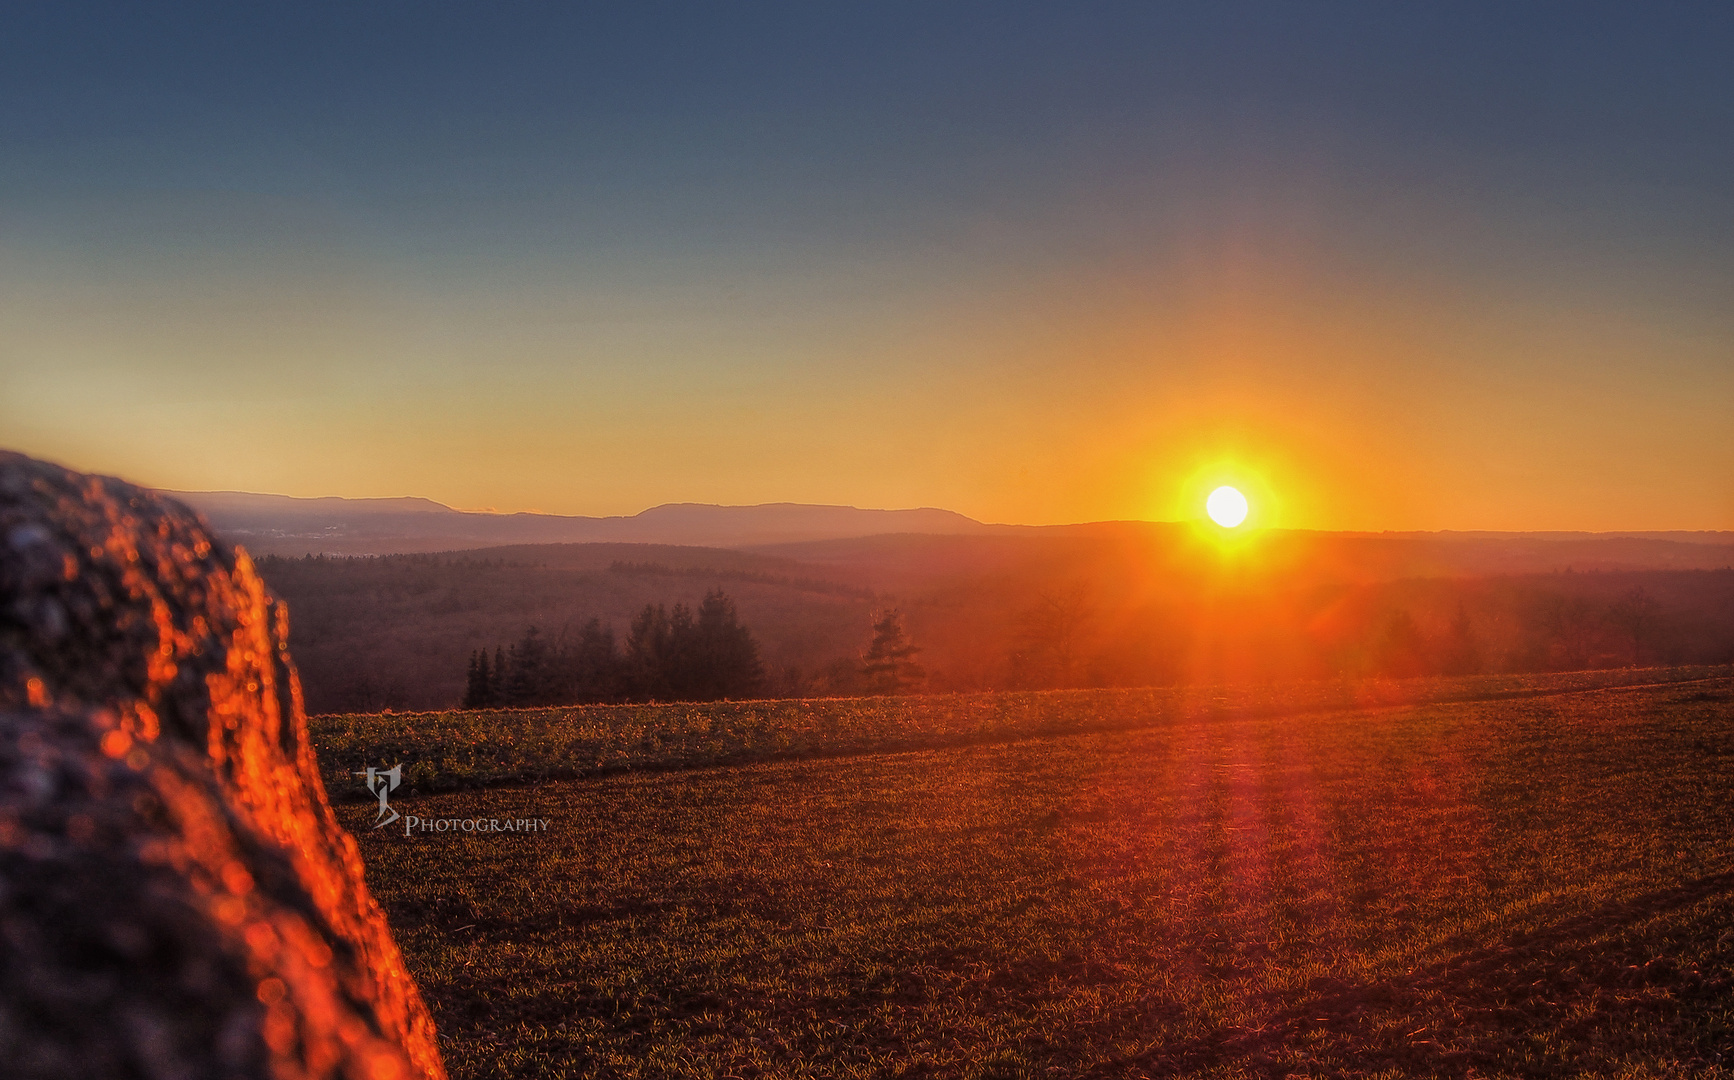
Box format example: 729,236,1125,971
1206,485,1249,528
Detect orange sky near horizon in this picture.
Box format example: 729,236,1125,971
10,260,1720,533
8,233,1728,532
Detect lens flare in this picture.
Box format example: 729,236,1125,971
1206,486,1249,527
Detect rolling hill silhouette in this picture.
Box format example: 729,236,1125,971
168,491,993,553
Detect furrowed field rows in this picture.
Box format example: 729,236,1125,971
342,677,1734,1079
313,665,1731,800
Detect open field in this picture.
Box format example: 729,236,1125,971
338,674,1734,1078
315,666,1730,800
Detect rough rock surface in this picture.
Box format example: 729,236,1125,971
0,451,444,1080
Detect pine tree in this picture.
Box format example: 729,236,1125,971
626,603,674,701
692,589,765,700
506,626,552,705
463,650,490,707
568,617,625,703
861,609,924,695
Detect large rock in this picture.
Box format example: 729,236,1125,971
0,451,444,1080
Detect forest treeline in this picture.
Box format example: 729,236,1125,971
464,592,928,707
996,577,1730,692
252,546,1734,714
465,590,765,706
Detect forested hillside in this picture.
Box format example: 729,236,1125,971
258,544,879,713
255,533,1734,715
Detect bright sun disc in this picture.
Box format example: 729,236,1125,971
1206,486,1248,528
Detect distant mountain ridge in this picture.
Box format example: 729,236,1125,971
164,489,1734,563
164,490,996,554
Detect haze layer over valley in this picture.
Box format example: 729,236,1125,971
173,490,1734,714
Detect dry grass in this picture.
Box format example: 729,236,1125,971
313,666,1728,799
338,675,1734,1078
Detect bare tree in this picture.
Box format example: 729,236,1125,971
1008,585,1093,688
1607,586,1661,667
1528,592,1603,669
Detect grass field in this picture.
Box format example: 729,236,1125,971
335,673,1734,1078
312,666,1729,800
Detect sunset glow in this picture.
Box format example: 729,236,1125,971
4,9,1733,1076
0,7,1728,531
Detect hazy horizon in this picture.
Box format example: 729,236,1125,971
154,482,1733,540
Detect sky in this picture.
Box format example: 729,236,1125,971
1,2,1730,530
